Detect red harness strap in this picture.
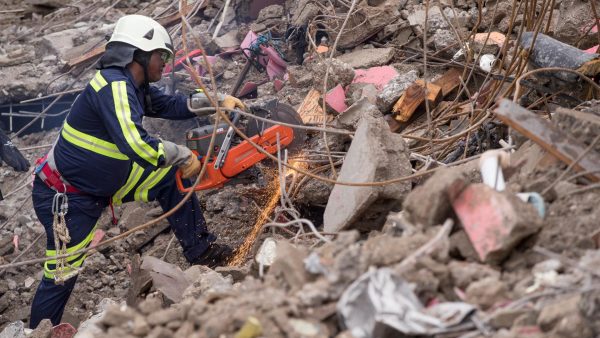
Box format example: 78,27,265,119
35,154,81,194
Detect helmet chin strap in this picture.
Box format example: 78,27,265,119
133,50,156,114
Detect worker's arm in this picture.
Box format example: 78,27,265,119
97,81,190,168
145,86,195,120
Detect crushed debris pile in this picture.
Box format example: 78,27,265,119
1,0,600,337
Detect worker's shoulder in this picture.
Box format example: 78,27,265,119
98,68,132,84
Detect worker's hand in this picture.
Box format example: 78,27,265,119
221,95,246,111
180,153,202,179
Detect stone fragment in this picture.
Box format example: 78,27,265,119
147,307,185,326
324,84,348,114
465,276,509,310
269,241,310,291
360,232,429,268
432,29,460,57
336,98,383,130
309,59,355,90
346,83,379,106
0,321,25,338
100,305,137,327
29,319,52,338
403,167,468,227
376,69,419,112
138,297,163,315
451,184,542,264
324,115,412,232
337,48,395,69
213,30,239,50
40,28,81,61
489,308,532,329
448,261,501,290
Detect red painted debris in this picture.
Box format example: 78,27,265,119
90,229,105,248
351,66,399,91
52,323,77,338
325,84,348,113
451,184,540,263
584,45,599,54
273,79,285,92
263,46,287,80
163,49,203,74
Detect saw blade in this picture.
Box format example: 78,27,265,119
246,100,306,153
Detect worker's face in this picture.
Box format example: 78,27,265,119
147,50,171,82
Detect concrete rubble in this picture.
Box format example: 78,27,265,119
1,0,600,337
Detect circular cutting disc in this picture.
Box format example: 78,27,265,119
246,99,306,153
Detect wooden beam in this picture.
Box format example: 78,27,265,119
495,99,600,182
392,81,441,122
297,89,334,125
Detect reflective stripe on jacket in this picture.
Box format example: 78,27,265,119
53,67,194,196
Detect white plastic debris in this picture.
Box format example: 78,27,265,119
479,150,510,191
338,268,475,337
255,238,278,266
479,54,496,73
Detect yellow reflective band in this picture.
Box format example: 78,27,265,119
134,166,171,202
62,122,129,160
112,162,144,206
112,81,160,166
90,71,108,92
44,225,97,279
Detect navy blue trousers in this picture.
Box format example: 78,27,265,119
29,166,215,328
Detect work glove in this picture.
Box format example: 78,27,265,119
180,153,202,179
221,95,246,111
0,129,29,172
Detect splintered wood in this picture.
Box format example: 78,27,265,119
297,89,334,125
495,99,600,182
392,68,462,123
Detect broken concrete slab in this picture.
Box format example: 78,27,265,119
268,240,310,291
336,47,395,69
309,58,356,90
335,98,383,131
450,184,542,264
403,167,469,227
376,69,419,112
324,115,412,233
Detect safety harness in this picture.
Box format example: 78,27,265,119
34,149,79,284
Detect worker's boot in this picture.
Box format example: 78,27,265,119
193,243,233,268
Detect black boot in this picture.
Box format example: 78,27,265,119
193,243,233,268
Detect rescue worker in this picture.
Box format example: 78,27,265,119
29,14,244,328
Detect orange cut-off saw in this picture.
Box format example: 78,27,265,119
175,100,305,192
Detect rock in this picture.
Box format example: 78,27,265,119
138,297,162,315
403,166,468,227
346,83,379,106
101,304,138,327
376,69,419,112
432,29,460,57
336,98,383,130
39,28,81,61
324,115,412,232
554,0,596,47
256,5,284,23
537,295,592,338
448,261,501,290
147,307,185,326
269,241,310,291
213,30,239,50
465,276,508,310
451,184,542,264
24,277,36,289
489,308,532,329
360,232,429,268
0,321,25,338
29,319,52,338
337,48,395,69
309,58,355,90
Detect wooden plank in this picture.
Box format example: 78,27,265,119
555,107,600,125
495,99,600,182
392,81,441,122
297,89,334,125
432,67,462,96
415,79,442,103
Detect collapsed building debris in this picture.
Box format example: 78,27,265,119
1,0,600,337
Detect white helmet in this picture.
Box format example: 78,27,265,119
108,15,173,56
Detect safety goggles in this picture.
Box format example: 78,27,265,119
158,50,173,63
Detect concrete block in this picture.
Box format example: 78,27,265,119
325,84,348,114
324,115,411,232
403,166,468,227
376,69,419,112
451,184,542,264
336,98,383,130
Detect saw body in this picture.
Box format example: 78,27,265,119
176,101,302,192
